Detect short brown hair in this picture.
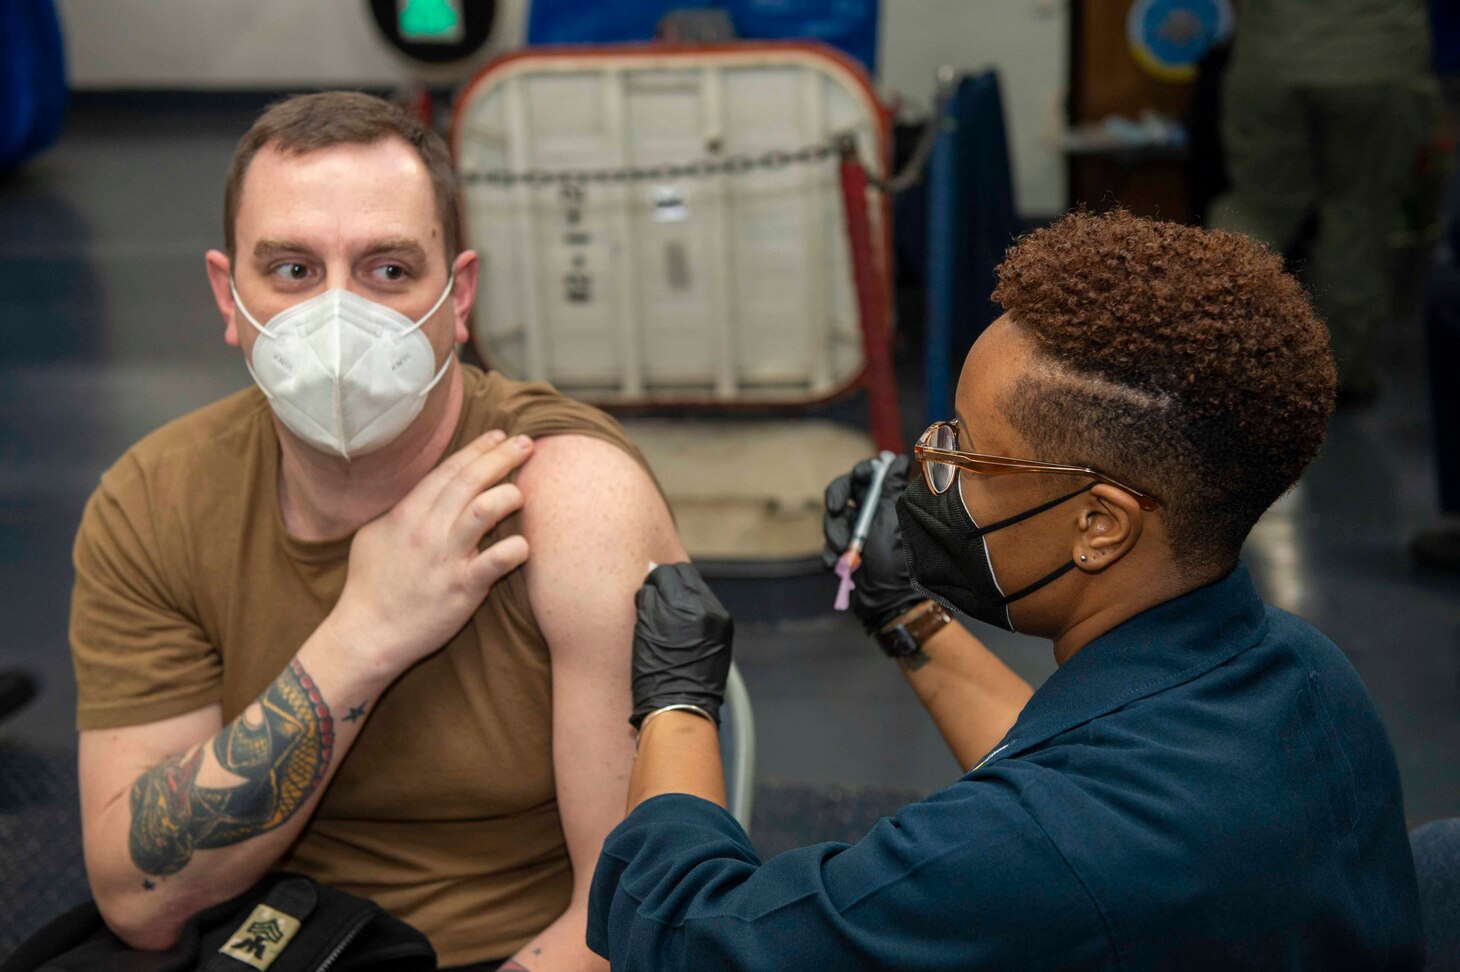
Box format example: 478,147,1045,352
223,91,461,259
992,210,1336,574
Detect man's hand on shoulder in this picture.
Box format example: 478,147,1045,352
329,430,534,674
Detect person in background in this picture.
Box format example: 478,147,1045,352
588,211,1422,970
1410,10,1460,571
1210,0,1441,403
69,92,685,971
1409,256,1460,571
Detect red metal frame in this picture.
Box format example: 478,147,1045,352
839,148,903,454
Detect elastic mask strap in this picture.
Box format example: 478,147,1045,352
234,285,276,403
422,343,453,393
242,355,273,401
402,275,456,337
972,481,1097,537
229,279,274,338
407,276,457,396
997,558,1080,606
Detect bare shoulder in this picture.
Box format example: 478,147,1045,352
517,435,686,654
516,434,676,548
517,434,654,503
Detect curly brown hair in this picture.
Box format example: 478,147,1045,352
992,209,1336,574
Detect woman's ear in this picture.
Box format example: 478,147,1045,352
1074,485,1145,572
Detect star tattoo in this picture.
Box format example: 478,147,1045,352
142,879,155,891
344,703,368,723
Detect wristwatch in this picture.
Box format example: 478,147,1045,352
875,599,953,659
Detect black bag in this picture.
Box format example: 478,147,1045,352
1,873,436,972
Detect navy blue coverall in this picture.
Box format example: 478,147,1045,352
587,564,1422,970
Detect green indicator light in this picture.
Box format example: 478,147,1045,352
398,0,464,43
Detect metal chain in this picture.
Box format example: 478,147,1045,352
861,68,958,195
460,141,840,188
459,68,960,194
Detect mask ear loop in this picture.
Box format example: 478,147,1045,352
995,558,1081,607
420,345,454,395
230,279,282,404
968,481,1097,537
958,480,1098,613
400,274,456,337
407,275,458,393
229,279,276,338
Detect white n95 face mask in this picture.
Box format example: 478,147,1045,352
231,277,455,460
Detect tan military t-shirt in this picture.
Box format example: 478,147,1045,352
70,363,657,966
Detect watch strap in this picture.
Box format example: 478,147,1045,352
875,600,953,658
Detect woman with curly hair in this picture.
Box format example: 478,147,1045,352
587,211,1424,970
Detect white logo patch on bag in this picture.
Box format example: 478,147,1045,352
220,903,302,970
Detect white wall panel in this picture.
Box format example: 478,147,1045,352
878,0,1068,216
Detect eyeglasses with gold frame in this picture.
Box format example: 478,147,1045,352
913,420,1162,512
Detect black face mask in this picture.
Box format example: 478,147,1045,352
895,473,1094,632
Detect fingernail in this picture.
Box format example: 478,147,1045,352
486,430,507,444
513,435,532,450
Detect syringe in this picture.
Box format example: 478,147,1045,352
833,450,897,611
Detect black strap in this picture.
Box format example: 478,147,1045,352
973,482,1097,537
997,557,1081,606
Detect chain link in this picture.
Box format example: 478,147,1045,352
462,140,841,189
461,71,959,194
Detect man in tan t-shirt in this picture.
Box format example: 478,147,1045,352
70,92,685,971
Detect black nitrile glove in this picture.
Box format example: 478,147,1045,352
823,455,924,633
630,562,734,729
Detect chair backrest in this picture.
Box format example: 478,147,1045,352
720,662,756,832
1411,818,1460,968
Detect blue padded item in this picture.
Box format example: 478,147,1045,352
526,0,880,74
1411,819,1460,969
0,0,67,171
921,70,1020,424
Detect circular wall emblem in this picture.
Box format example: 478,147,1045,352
1127,0,1234,82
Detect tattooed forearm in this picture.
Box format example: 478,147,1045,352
127,659,334,876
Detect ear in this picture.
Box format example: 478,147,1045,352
204,249,239,346
449,249,480,346
1073,484,1145,572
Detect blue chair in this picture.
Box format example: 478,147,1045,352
721,662,756,833
1412,818,1460,969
